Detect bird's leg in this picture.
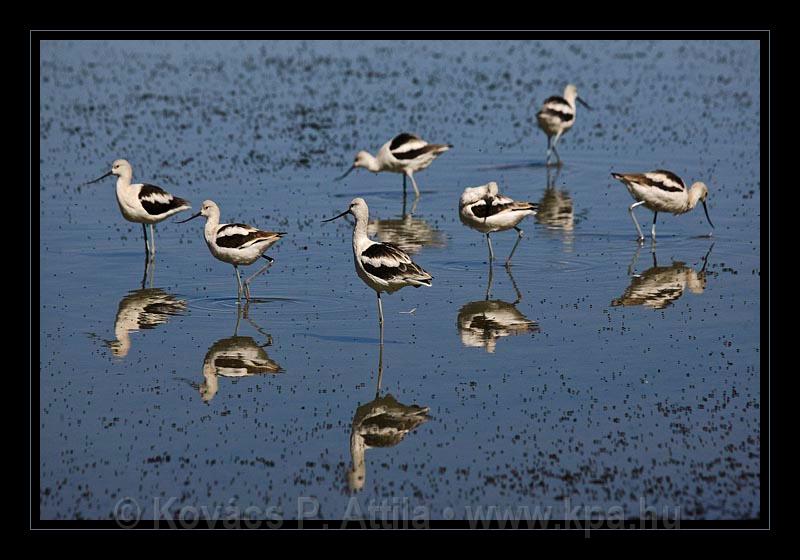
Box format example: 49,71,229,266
486,233,495,263
651,211,658,242
244,256,274,298
505,227,524,266
234,265,245,301
403,173,407,198
149,224,156,257
408,172,420,198
628,201,646,242
545,135,552,165
552,132,563,167
376,292,384,343
142,224,151,259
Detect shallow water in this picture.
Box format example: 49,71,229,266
39,39,761,522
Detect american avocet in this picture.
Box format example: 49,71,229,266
83,159,191,258
610,170,714,242
178,200,285,301
612,243,713,310
348,343,429,491
536,84,592,166
459,182,538,265
336,133,452,198
322,198,432,335
106,288,187,358
457,266,539,353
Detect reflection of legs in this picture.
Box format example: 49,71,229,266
149,224,156,256
506,227,524,265
244,256,274,300
505,265,523,304
627,242,642,277
375,341,384,398
486,233,494,262
403,174,407,198
485,262,494,301
629,200,646,242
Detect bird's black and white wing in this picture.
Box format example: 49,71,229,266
215,223,285,250
468,195,538,220
389,132,450,161
537,96,575,123
360,242,432,286
612,170,686,193
138,184,191,216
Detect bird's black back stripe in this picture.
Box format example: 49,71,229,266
538,108,574,122
393,144,439,160
363,243,402,259
649,180,683,193
471,201,512,219
216,229,278,249
390,132,420,150
363,262,405,280
543,95,569,106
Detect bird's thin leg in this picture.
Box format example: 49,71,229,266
403,173,407,198
149,224,156,257
545,135,552,165
376,292,384,344
552,132,563,167
142,224,150,259
629,201,646,242
651,211,658,242
244,257,274,299
408,172,420,198
485,261,494,301
234,265,244,301
486,233,495,263
505,227,524,266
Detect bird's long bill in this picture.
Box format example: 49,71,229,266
577,97,593,110
177,211,203,224
83,170,113,186
321,209,350,223
335,165,356,181
702,200,714,229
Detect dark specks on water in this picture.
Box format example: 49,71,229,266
40,40,760,520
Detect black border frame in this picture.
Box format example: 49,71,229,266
29,27,770,532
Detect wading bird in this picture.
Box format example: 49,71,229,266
322,198,432,337
610,170,714,242
179,200,285,301
336,133,452,198
536,84,592,166
459,182,538,265
82,159,191,259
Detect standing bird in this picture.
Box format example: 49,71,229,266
536,84,592,166
459,182,538,265
610,170,714,242
83,159,191,259
336,133,452,198
178,200,285,301
322,198,432,336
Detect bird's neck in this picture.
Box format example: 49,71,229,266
204,214,220,242
115,175,132,191
686,185,704,210
363,153,381,172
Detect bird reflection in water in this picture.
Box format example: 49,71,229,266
105,261,186,358
612,243,714,310
536,166,575,247
457,265,540,353
348,343,430,492
195,303,283,403
367,191,446,255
